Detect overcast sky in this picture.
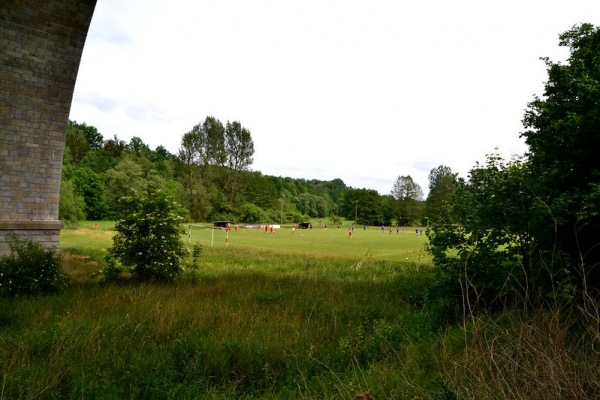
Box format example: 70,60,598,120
69,0,600,195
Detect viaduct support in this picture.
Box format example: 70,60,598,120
1,0,97,255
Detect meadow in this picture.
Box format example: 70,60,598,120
1,222,598,399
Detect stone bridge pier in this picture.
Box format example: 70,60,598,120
1,0,97,255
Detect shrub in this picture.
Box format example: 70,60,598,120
104,189,187,283
238,202,270,223
0,235,68,297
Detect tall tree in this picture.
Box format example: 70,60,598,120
425,165,457,222
391,175,424,201
203,116,226,167
522,23,600,291
68,120,104,151
428,165,455,192
103,157,167,216
225,120,254,172
345,189,384,226
391,175,423,225
65,123,89,163
104,135,127,158
224,120,255,204
178,126,209,221
128,136,151,159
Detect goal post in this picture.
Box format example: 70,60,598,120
187,224,229,247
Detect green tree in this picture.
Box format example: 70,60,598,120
522,23,600,292
178,126,209,221
225,120,254,172
67,166,107,220
127,136,152,158
224,120,255,204
105,189,187,282
295,192,317,217
66,121,105,163
203,116,226,167
69,120,104,150
104,134,127,158
65,123,89,163
104,157,166,216
346,189,383,226
238,202,270,223
391,175,423,226
59,179,86,224
427,154,542,311
424,165,457,222
245,172,279,211
80,148,118,174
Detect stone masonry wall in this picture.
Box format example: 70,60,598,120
0,0,97,255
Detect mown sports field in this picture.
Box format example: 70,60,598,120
186,224,430,264
59,221,432,269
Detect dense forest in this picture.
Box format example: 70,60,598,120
60,118,455,227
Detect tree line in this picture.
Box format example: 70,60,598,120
60,117,453,227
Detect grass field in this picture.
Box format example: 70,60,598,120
186,224,431,264
1,222,597,399
59,222,432,275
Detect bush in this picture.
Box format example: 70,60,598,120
238,202,270,223
0,236,68,297
103,189,187,283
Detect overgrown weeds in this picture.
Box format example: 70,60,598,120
438,300,600,399
1,231,598,398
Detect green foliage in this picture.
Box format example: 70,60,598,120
59,179,86,224
345,189,389,226
66,165,107,220
284,208,305,224
65,122,89,163
244,172,280,210
104,190,187,282
427,154,547,311
425,166,457,223
239,202,271,223
190,243,202,268
522,23,600,292
391,176,424,226
69,120,104,150
0,236,68,297
224,120,255,202
104,156,171,217
428,24,600,309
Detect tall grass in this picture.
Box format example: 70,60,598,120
1,228,444,399
1,224,598,398
438,303,600,399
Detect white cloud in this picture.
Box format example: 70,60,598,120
70,0,600,194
